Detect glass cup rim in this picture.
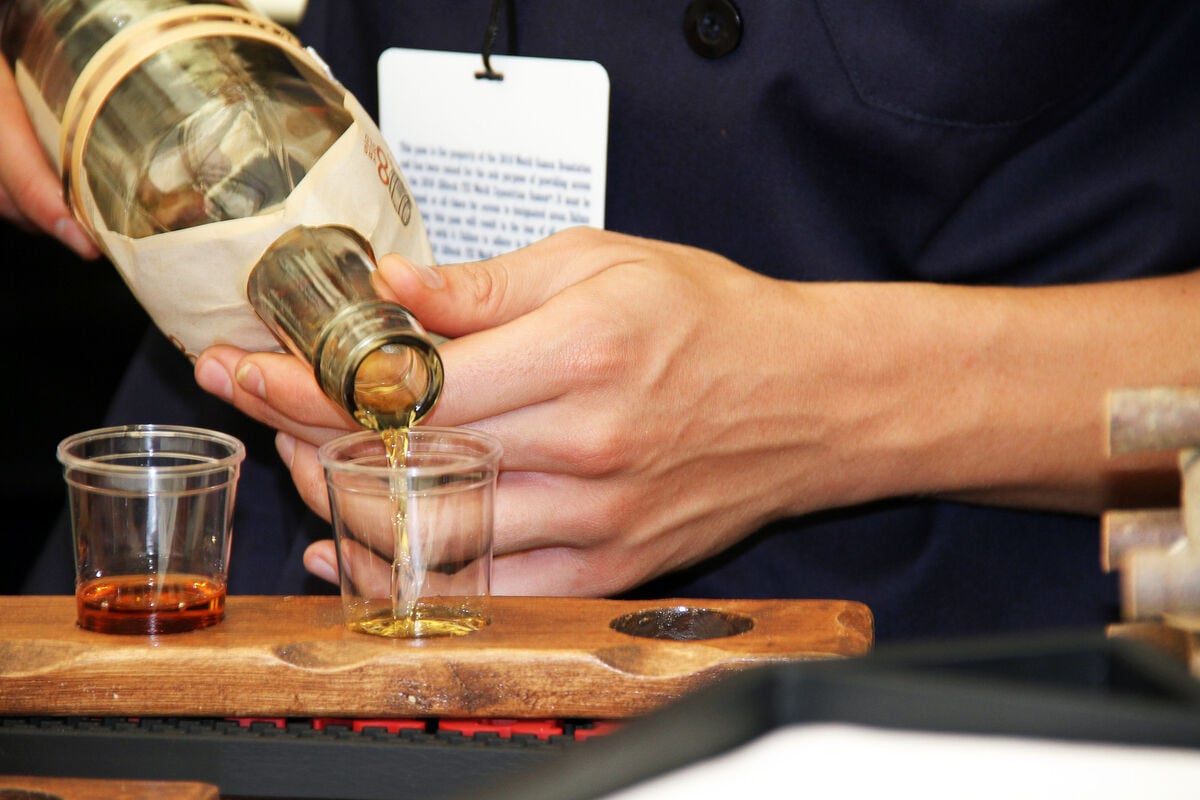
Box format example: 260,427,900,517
318,426,502,477
56,423,247,476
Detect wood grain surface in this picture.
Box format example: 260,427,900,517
0,775,219,800
0,595,872,719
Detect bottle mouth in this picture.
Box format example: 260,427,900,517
350,336,444,430
315,301,445,430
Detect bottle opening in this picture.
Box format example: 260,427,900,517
352,344,440,430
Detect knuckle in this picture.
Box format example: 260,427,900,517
461,256,512,315
569,414,633,478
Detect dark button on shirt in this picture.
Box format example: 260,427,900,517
683,0,743,59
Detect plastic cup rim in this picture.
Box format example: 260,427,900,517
318,426,502,478
56,423,247,476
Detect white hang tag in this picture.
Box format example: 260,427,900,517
378,48,609,264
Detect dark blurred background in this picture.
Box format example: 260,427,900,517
2,223,149,593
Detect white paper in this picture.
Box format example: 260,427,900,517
378,48,609,264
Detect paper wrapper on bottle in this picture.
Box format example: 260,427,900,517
78,95,434,361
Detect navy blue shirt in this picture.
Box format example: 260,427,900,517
27,1,1200,642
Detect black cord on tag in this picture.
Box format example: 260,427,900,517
476,0,517,80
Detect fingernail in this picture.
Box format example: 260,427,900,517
194,357,233,401
234,361,266,399
53,217,96,258
275,432,295,468
408,260,445,290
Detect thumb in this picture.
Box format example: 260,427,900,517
374,226,619,337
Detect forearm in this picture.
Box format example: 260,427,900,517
775,271,1200,517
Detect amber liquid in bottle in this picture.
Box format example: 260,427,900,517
76,573,226,635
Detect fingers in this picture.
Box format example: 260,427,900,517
195,346,348,523
194,227,659,434
275,431,331,520
403,235,661,427
0,59,99,258
492,547,606,596
375,226,644,337
421,306,589,428
0,58,56,230
207,226,769,604
303,540,339,585
194,345,357,441
296,463,645,596
303,533,636,597
491,471,586,552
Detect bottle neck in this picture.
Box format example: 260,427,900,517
247,224,444,429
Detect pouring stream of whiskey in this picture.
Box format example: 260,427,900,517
349,361,484,637
381,419,418,623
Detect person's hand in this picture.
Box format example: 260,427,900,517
195,225,1194,597
0,57,99,258
196,227,858,596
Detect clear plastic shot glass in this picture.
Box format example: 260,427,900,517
57,424,245,635
319,427,502,638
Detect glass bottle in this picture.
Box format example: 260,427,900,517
247,224,443,430
1,0,442,425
